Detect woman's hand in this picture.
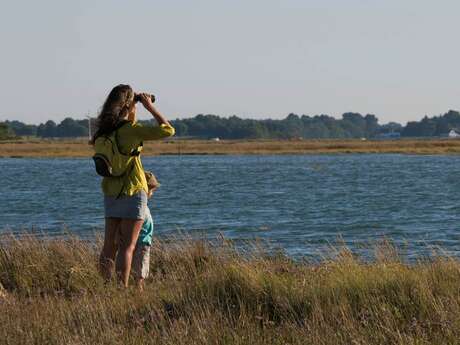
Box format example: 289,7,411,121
138,92,171,127
139,93,154,111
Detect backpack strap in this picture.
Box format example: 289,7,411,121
113,121,143,157
112,121,142,198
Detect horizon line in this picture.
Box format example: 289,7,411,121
2,109,459,126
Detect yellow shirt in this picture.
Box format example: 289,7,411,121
101,122,175,197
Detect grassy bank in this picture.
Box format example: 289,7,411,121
3,138,460,157
1,236,459,344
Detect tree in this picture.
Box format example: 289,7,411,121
37,120,57,137
364,114,379,137
5,120,37,136
378,122,402,134
341,113,366,138
0,123,13,140
5,109,460,139
401,116,436,137
56,117,87,137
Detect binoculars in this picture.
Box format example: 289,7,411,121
134,94,155,103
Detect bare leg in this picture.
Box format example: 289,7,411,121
118,218,144,287
114,229,123,279
99,217,121,282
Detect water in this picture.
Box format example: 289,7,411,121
1,154,460,259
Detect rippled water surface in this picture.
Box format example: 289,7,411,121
2,154,460,259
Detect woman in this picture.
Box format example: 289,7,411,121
92,84,174,287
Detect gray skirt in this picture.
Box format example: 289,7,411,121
104,191,147,220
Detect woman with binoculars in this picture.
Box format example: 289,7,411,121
92,84,175,287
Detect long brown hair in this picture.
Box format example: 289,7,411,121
91,84,134,143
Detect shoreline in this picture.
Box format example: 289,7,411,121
2,138,460,157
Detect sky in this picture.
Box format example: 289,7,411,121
0,0,459,125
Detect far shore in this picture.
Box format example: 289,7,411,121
2,137,460,157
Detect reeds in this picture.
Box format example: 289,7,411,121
1,235,460,344
3,138,460,157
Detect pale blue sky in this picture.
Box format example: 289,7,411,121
0,0,458,124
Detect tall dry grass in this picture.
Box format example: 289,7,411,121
3,138,460,157
1,235,460,344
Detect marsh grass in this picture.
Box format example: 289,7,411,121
3,138,460,157
1,235,460,344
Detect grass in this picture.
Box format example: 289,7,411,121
1,235,460,344
3,138,460,157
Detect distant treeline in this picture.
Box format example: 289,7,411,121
4,118,89,138
2,110,460,140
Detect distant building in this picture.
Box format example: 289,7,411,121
448,129,460,138
440,129,460,138
376,132,401,139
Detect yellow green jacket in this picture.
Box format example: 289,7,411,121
101,121,175,197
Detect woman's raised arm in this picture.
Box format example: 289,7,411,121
125,93,175,141
139,93,172,127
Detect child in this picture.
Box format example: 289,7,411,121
116,171,159,290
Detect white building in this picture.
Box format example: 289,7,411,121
448,130,460,138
